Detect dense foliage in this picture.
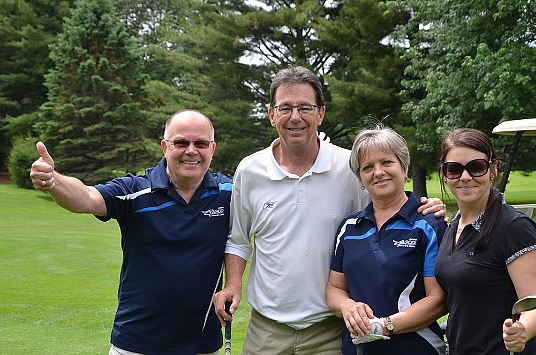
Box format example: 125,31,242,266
36,0,160,184
389,0,536,170
0,0,72,171
0,0,534,188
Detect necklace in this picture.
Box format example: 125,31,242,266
456,226,464,239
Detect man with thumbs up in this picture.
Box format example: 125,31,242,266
30,110,232,355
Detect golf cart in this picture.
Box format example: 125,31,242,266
492,118,536,219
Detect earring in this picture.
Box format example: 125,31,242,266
361,186,365,190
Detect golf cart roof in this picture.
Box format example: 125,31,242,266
492,118,536,194
492,118,536,136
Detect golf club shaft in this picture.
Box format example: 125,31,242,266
225,302,232,355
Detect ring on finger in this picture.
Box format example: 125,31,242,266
41,180,47,187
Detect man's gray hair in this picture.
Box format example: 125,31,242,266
270,66,324,108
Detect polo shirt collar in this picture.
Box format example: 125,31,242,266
357,191,419,225
149,157,218,192
266,132,332,180
395,191,421,224
450,192,506,232
149,158,171,189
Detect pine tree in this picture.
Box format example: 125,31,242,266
0,0,71,171
143,0,348,174
37,0,160,184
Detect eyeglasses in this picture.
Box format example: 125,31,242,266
164,139,213,149
441,159,492,179
273,104,320,117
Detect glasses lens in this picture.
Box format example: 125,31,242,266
277,106,292,116
298,105,314,116
171,140,211,149
466,159,489,177
443,159,490,179
173,140,190,148
276,105,316,117
444,162,464,179
193,140,211,149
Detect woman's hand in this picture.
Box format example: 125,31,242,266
340,299,375,336
503,318,527,353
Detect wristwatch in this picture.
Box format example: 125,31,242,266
385,316,394,336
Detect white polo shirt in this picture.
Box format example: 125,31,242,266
226,135,370,329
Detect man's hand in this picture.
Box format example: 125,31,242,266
30,142,56,190
418,197,448,222
213,285,242,327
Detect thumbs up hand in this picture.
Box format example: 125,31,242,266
30,142,56,190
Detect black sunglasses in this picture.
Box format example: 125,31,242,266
441,158,492,179
164,139,213,149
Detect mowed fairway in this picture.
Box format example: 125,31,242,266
0,181,251,354
0,182,120,354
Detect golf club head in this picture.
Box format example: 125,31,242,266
510,296,536,355
512,295,536,320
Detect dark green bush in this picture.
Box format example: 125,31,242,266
7,135,39,189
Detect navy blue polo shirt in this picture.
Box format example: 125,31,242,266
94,158,232,355
331,192,446,355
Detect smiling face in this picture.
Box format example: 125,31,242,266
268,83,325,149
359,148,408,203
161,111,216,188
443,146,496,210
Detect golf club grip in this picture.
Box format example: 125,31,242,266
225,302,232,354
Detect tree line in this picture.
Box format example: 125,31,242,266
1,0,535,195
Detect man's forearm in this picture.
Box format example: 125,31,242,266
224,253,247,290
48,172,107,216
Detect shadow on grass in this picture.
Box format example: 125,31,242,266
36,193,55,202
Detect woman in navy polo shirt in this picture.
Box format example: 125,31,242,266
326,125,447,354
434,128,536,354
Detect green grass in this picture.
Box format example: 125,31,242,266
1,171,534,354
0,181,250,354
0,183,121,354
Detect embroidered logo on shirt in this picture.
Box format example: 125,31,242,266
262,202,276,209
393,238,417,248
201,207,225,217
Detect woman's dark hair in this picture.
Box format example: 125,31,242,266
439,128,502,252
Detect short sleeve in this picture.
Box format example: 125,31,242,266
505,213,536,265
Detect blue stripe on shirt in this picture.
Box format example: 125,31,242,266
386,219,439,277
345,227,377,240
135,201,178,213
